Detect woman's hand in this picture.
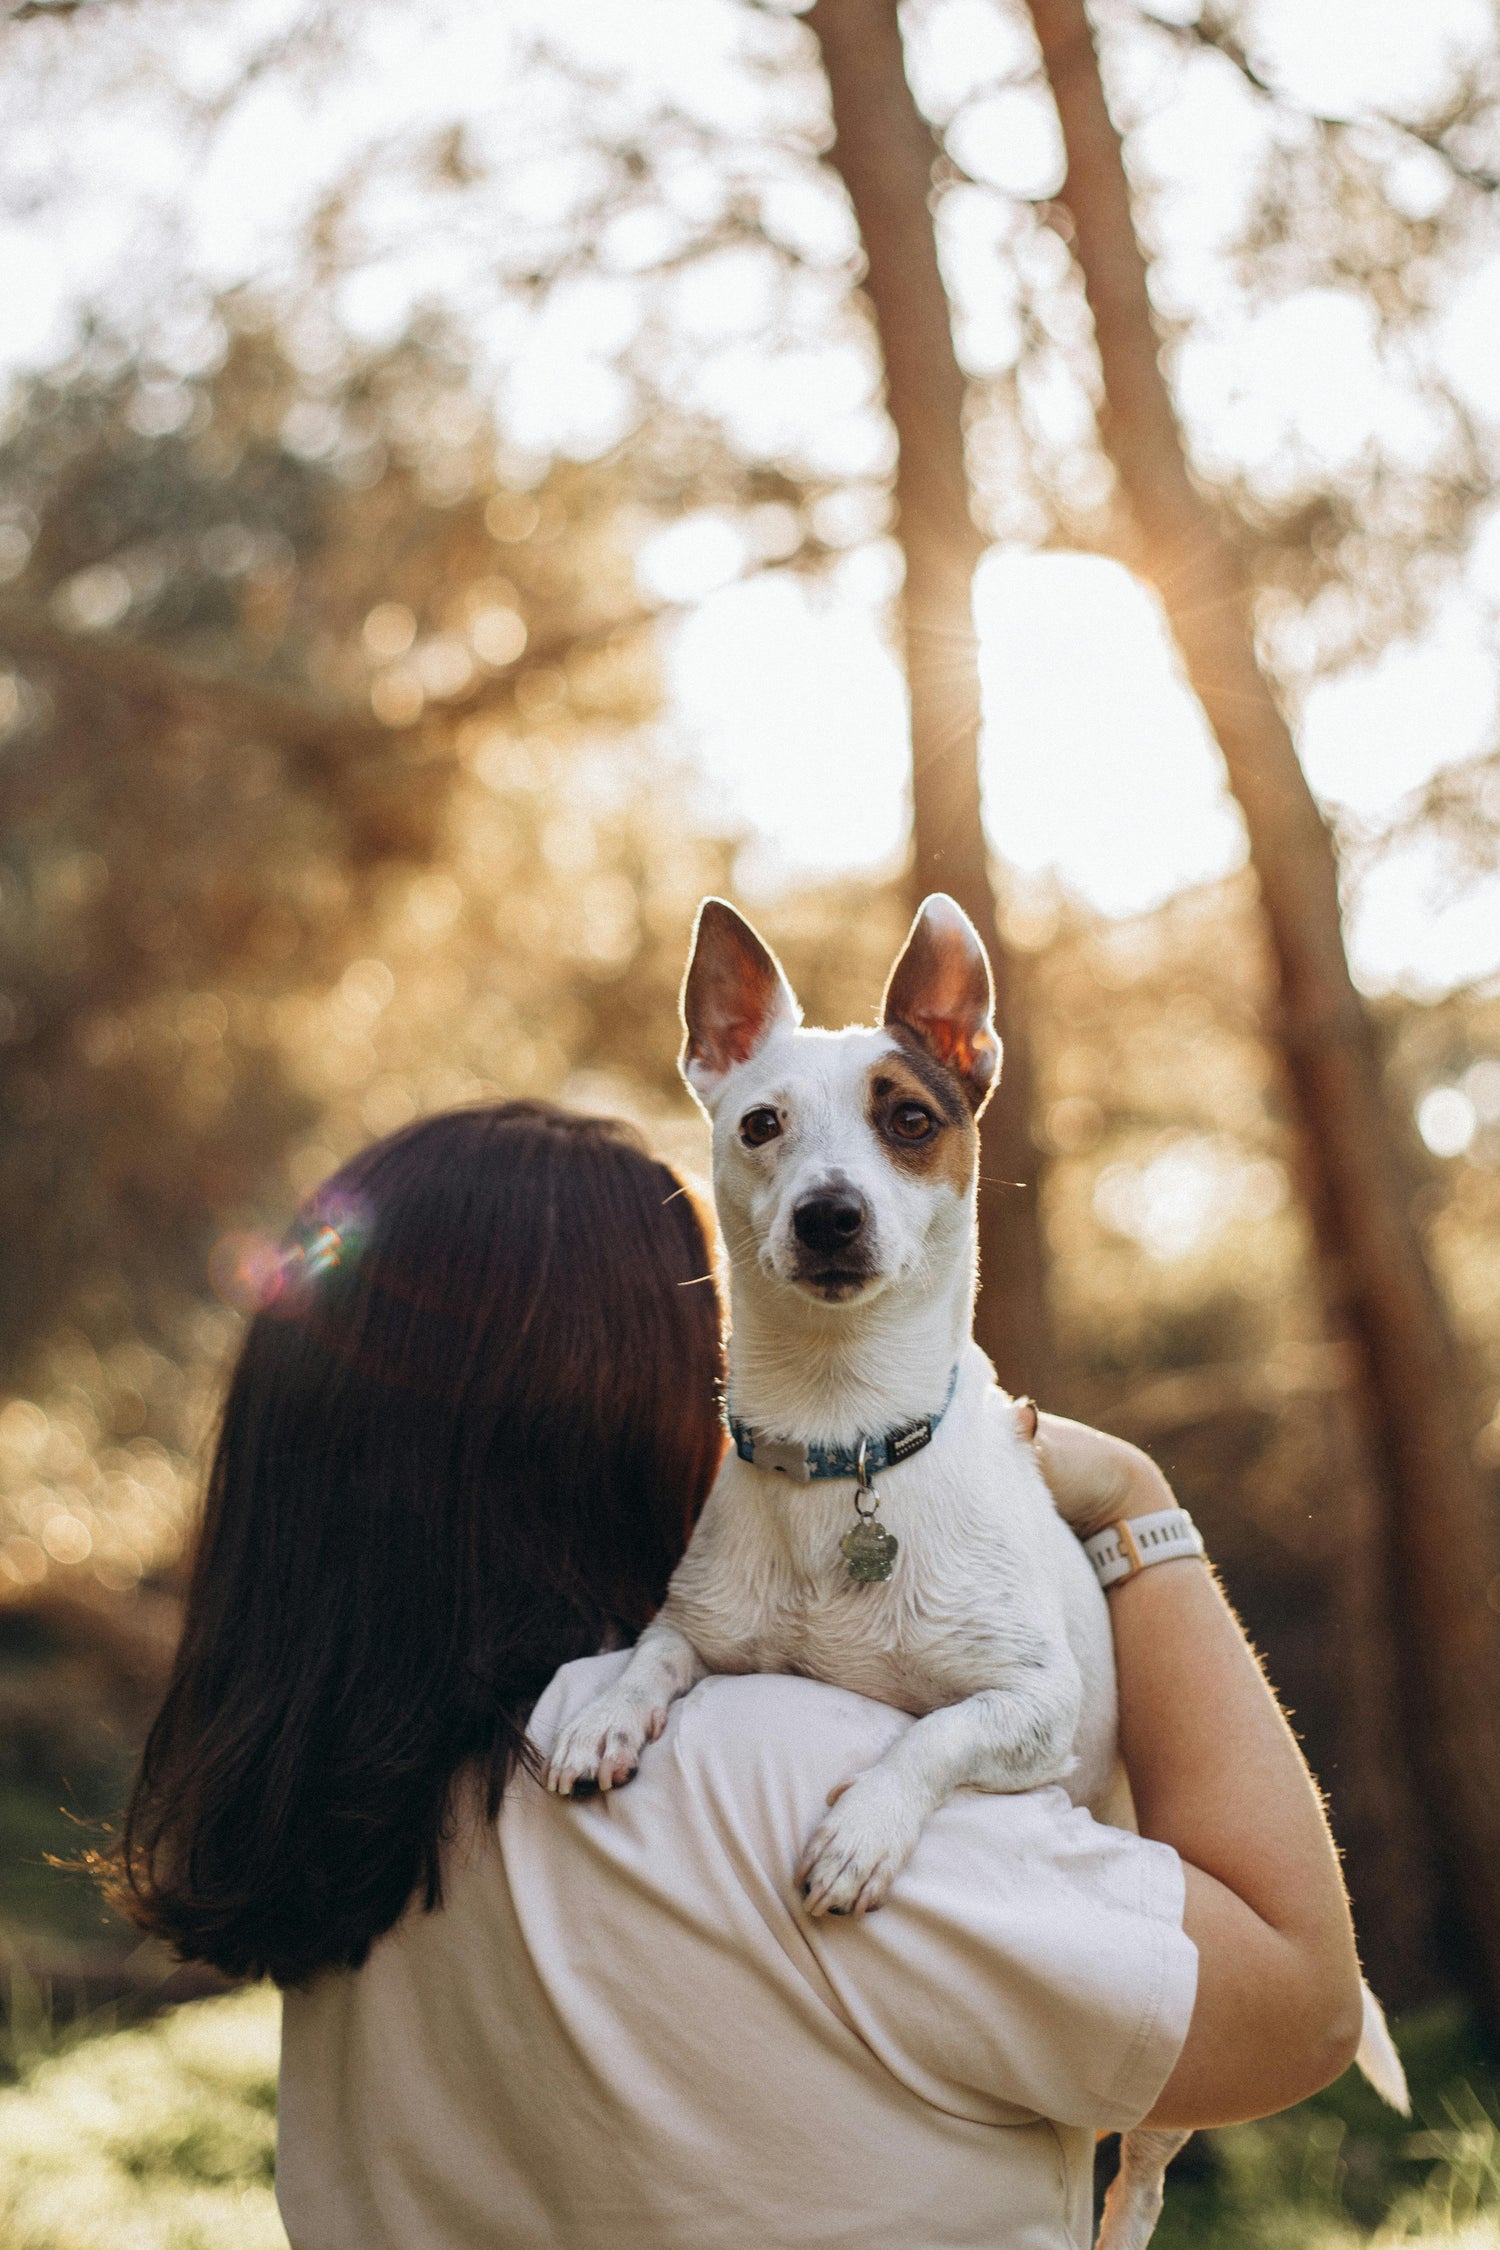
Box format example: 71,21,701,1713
1025,1408,1172,1539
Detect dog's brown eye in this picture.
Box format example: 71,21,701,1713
740,1107,782,1148
890,1103,935,1142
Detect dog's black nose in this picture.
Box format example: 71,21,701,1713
793,1191,868,1257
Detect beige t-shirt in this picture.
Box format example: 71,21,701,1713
277,1652,1196,2250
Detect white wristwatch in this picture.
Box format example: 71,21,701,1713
1083,1506,1205,1589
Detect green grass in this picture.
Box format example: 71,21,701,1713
1148,2005,1500,2250
0,1985,287,2250
0,1987,1494,2249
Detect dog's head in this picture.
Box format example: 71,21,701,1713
680,894,999,1307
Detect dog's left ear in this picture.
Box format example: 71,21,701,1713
881,894,1000,1117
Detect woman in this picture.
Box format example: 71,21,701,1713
115,1100,1362,2250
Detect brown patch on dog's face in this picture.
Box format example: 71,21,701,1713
865,1038,977,1195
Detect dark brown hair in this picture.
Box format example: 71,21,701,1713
111,1102,723,1987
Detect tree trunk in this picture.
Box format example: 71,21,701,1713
1026,0,1500,2016
807,0,1052,1400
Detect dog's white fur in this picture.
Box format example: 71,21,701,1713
545,894,1404,2250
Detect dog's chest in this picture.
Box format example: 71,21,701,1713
664,1419,1053,1718
743,1570,997,1715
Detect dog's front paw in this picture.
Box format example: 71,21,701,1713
544,1691,666,1797
796,1768,928,1917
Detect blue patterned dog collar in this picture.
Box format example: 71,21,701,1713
727,1363,960,1484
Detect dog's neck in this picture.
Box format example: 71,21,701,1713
725,1229,976,1450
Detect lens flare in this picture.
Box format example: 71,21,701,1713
208,1232,284,1314
209,1194,371,1316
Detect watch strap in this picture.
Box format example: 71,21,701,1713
1084,1505,1204,1589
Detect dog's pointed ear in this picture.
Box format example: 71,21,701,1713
881,894,1000,1117
681,898,801,1107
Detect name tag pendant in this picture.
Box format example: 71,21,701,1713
840,1437,899,1585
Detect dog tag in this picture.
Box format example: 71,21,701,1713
841,1517,899,1584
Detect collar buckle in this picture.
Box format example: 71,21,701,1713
752,1435,813,1482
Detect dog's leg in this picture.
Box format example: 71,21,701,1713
798,1654,1082,1915
544,1622,705,1796
1095,2129,1190,2250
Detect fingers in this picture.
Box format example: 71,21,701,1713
1031,1411,1137,1532
1039,1414,1177,1538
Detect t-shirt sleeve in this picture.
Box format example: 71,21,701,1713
674,1673,1198,2134
804,1785,1197,2131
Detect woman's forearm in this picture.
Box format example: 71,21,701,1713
1036,1418,1365,2128
1114,1534,1363,2123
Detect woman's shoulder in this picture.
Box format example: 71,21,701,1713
520,1653,1194,2137
531,1656,1111,1871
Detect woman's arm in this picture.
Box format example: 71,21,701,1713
1034,1414,1365,2130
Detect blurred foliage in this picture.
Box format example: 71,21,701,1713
1020,874,1500,1411
0,1983,284,2250
1108,0,1500,886
1150,2006,1500,2250
0,298,833,1608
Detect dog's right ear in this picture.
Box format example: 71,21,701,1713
680,898,800,1107
881,893,1000,1117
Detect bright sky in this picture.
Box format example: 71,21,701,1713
662,540,1500,993
1,0,1498,994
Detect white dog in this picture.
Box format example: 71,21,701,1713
547,893,1405,2250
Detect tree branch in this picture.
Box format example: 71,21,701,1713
0,597,409,755
1130,3,1500,196
0,554,826,772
